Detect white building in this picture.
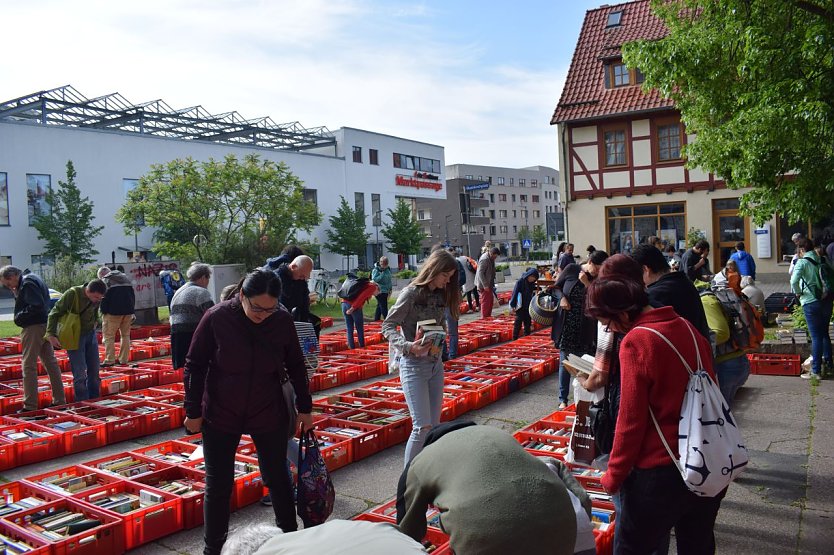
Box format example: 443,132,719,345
0,86,446,273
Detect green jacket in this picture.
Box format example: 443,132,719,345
790,251,825,306
371,264,393,294
47,285,100,338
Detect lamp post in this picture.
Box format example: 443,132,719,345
373,209,382,261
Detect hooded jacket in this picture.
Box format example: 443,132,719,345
510,268,539,313
100,271,135,316
371,263,393,294
13,271,50,328
729,249,756,279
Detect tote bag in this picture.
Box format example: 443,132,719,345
296,429,336,527
57,289,81,351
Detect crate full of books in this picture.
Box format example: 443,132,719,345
129,466,207,530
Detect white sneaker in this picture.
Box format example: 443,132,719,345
801,372,812,380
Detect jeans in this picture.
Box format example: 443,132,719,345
66,330,101,402
102,313,132,364
374,293,389,321
479,288,494,318
20,324,66,411
803,299,834,375
342,302,365,349
400,354,445,466
202,420,295,555
445,308,459,360
170,330,194,370
558,357,571,405
715,355,750,409
513,309,532,340
465,288,480,311
614,464,724,555
613,492,670,555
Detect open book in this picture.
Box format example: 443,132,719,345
562,353,595,377
416,319,446,357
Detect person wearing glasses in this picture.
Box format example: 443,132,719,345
184,269,313,555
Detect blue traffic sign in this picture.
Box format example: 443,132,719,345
522,239,532,249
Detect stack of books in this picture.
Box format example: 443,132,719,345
86,489,163,514
36,473,101,495
1,429,52,442
44,421,84,433
0,496,46,518
21,509,102,541
139,449,193,466
518,439,567,455
416,320,447,358
93,456,153,478
322,426,365,439
0,531,38,553
89,399,133,409
154,479,205,497
562,353,594,377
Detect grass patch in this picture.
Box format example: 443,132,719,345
0,321,21,340
310,296,397,322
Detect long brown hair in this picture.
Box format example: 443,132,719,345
412,249,462,319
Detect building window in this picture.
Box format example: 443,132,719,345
465,174,473,179
369,149,379,165
303,188,318,206
532,195,540,203
511,194,516,203
500,225,508,234
0,172,8,225
509,178,514,185
354,192,365,215
519,179,526,187
394,153,440,173
499,210,508,218
487,176,492,184
497,177,505,185
417,209,431,221
499,194,507,202
603,126,628,166
513,225,518,233
371,194,381,225
521,209,528,219
520,194,528,203
614,63,630,87
0,255,10,266
657,122,683,161
533,210,541,218
531,179,538,187
352,146,362,163
489,210,496,218
512,210,517,218
776,215,834,262
605,61,644,89
489,194,495,203
606,202,686,255
607,10,623,27
26,174,51,226
490,225,496,235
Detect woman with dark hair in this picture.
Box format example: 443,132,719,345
586,271,724,554
184,269,313,554
550,250,609,409
383,249,462,465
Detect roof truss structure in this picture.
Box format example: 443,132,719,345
0,85,336,152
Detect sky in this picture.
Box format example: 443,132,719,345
1,0,607,170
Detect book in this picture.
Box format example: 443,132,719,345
415,319,446,357
562,353,595,377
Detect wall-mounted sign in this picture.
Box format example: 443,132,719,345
464,182,490,192
395,174,443,192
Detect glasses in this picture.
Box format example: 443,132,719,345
244,296,280,314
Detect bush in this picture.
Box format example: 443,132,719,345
792,304,807,331
395,270,416,279
495,263,510,272
42,256,98,293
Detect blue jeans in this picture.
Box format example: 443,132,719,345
341,302,365,349
400,354,445,466
716,355,750,409
804,299,834,375
66,330,101,402
558,357,571,405
374,293,389,321
445,308,459,360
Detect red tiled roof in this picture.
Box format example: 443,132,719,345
551,0,672,124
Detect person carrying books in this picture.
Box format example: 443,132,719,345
183,269,313,555
382,249,461,466
341,280,379,349
510,267,539,340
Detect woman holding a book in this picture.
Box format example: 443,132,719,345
382,249,461,466
183,269,313,555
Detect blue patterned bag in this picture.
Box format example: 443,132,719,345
296,429,335,527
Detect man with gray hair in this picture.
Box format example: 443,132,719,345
169,262,214,369
475,247,500,318
276,255,317,330
98,266,135,367
789,232,805,275
0,266,66,411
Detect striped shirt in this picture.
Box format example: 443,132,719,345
169,283,214,334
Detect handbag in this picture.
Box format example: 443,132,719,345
589,333,622,455
57,289,82,351
296,429,336,527
281,378,298,442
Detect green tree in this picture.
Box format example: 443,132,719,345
324,197,370,267
531,224,547,249
116,154,320,269
623,0,834,224
517,225,532,245
381,199,427,258
32,160,104,265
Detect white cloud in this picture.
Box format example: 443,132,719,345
1,0,566,169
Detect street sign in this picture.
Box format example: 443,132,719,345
464,182,490,191
522,239,532,249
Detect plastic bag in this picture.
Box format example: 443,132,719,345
388,341,403,374
566,378,602,465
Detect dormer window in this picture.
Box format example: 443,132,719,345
604,60,645,89
606,10,623,28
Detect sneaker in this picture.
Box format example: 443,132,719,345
800,372,812,380
558,402,568,410
260,493,272,506
100,362,114,368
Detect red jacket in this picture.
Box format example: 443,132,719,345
601,306,716,494
346,282,378,310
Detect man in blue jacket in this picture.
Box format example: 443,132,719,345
0,266,66,411
510,268,539,340
729,241,756,279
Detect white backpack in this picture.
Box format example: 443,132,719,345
637,323,748,497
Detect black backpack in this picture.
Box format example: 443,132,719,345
337,273,370,301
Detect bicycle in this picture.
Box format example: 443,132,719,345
313,269,341,307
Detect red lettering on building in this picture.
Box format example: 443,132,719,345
395,175,443,192
129,262,179,279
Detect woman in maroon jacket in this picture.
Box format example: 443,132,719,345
585,271,725,555
183,269,313,555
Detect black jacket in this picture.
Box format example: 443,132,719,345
277,264,310,322
100,271,136,315
549,264,596,352
13,271,50,328
647,271,711,339
510,268,539,313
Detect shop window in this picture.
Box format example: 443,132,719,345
607,202,686,255
776,215,834,262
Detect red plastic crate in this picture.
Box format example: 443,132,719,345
566,462,607,492
0,362,22,381
98,372,130,396
64,406,144,444
346,387,406,404
128,466,206,529
0,424,62,467
138,362,183,385
336,409,411,448
318,394,383,412
72,480,182,550
1,497,125,555
0,340,21,356
513,431,569,459
318,418,384,460
0,480,65,516
450,372,510,400
444,380,495,410
304,430,353,471
0,520,51,554
594,521,615,555
31,415,106,455
748,353,802,376
80,452,174,480
23,465,124,497
119,401,179,435
130,440,202,466
112,366,159,390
